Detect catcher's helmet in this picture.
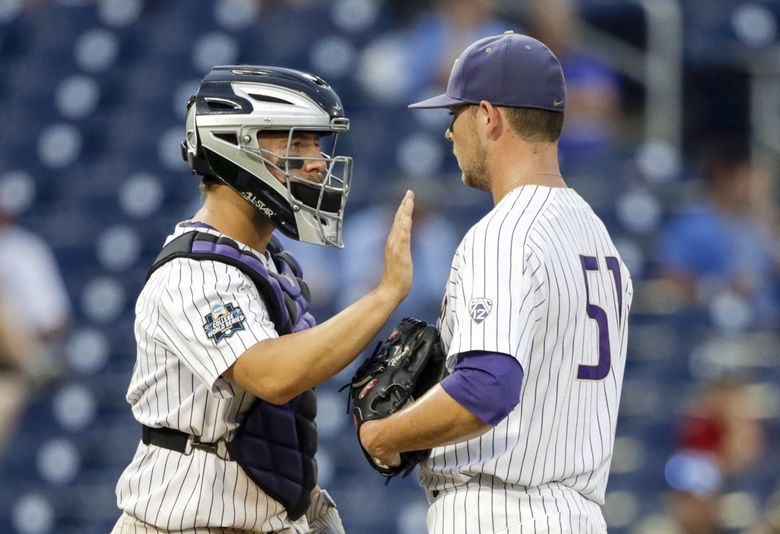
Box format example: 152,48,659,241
182,65,353,247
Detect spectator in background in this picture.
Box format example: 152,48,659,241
0,199,71,457
0,221,70,344
525,0,622,165
658,138,780,329
679,379,765,481
667,378,767,533
338,179,459,324
403,0,509,100
0,294,44,457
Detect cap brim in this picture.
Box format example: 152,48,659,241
408,93,466,109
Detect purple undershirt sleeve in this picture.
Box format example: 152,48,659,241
439,350,523,426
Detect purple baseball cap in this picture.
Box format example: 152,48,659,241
409,31,566,112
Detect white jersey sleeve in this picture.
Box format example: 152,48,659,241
443,190,549,370
154,257,278,396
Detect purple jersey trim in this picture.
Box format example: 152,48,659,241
191,239,290,327
189,235,315,333
179,220,216,230
440,351,523,426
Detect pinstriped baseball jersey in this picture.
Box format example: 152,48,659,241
114,222,306,533
420,186,632,528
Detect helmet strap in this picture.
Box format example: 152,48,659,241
191,155,218,180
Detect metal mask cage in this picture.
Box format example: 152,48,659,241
238,125,353,247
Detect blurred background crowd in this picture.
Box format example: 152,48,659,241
0,0,779,532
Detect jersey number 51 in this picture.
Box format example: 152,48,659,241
577,255,623,381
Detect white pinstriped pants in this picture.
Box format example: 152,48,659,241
110,512,307,534
424,477,607,534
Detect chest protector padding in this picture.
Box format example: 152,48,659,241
147,230,317,520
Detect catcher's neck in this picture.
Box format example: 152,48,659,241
193,184,275,253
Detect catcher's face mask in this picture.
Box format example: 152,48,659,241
240,126,352,247
182,65,353,248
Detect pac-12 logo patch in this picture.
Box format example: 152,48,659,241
469,297,493,324
203,303,246,344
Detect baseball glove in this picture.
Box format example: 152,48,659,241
346,317,446,478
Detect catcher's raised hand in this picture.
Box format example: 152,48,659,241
379,190,414,304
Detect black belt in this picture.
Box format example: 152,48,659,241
142,425,224,456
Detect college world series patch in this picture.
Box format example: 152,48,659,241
203,303,246,344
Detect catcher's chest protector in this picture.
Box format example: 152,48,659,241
147,230,318,520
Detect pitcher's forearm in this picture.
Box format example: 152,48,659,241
361,385,491,456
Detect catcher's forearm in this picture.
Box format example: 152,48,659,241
226,287,402,404
362,384,492,456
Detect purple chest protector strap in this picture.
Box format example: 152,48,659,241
146,230,318,520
